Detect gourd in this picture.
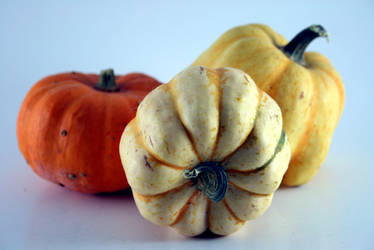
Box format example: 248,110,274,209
17,69,161,193
193,24,345,186
119,66,291,236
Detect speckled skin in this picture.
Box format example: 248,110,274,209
119,66,291,236
16,71,161,193
192,24,345,186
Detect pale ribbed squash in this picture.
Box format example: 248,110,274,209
119,66,291,236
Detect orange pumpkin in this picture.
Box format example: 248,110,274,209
17,69,161,193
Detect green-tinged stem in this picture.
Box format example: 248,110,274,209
184,161,227,202
281,25,328,65
95,69,119,92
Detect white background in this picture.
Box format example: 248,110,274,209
0,0,373,249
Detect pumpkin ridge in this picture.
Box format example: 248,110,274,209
227,181,272,197
27,73,89,97
222,199,245,223
133,181,193,200
168,82,203,162
25,80,83,108
17,83,81,163
263,60,292,96
312,67,345,116
133,117,188,170
98,95,112,188
116,73,145,83
116,74,160,93
29,85,94,171
213,69,261,161
31,80,70,95
49,72,98,88
228,45,276,71
53,91,99,188
101,95,138,190
69,72,108,87
193,25,273,67
285,69,341,185
256,130,286,170
221,25,276,58
287,71,318,166
218,90,262,163
252,24,288,46
208,69,223,160
219,122,256,164
63,73,96,87
170,190,199,226
71,72,97,86
27,90,95,185
225,164,263,175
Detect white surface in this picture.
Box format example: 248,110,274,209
1,0,373,249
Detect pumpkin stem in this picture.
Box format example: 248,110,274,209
281,25,328,65
184,162,227,202
95,69,119,92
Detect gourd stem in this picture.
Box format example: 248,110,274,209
95,69,119,92
281,25,328,65
184,162,227,202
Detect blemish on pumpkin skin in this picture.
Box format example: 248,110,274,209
299,91,304,99
144,155,153,170
164,141,171,154
54,80,59,84
61,130,68,136
38,164,45,171
68,173,77,180
111,136,115,142
79,173,87,178
244,75,249,82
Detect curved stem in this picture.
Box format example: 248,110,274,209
95,69,119,92
281,25,328,65
184,162,227,202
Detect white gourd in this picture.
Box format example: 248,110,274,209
119,66,291,236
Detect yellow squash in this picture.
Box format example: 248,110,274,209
193,24,345,186
119,66,291,236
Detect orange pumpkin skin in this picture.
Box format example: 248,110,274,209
17,70,161,193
